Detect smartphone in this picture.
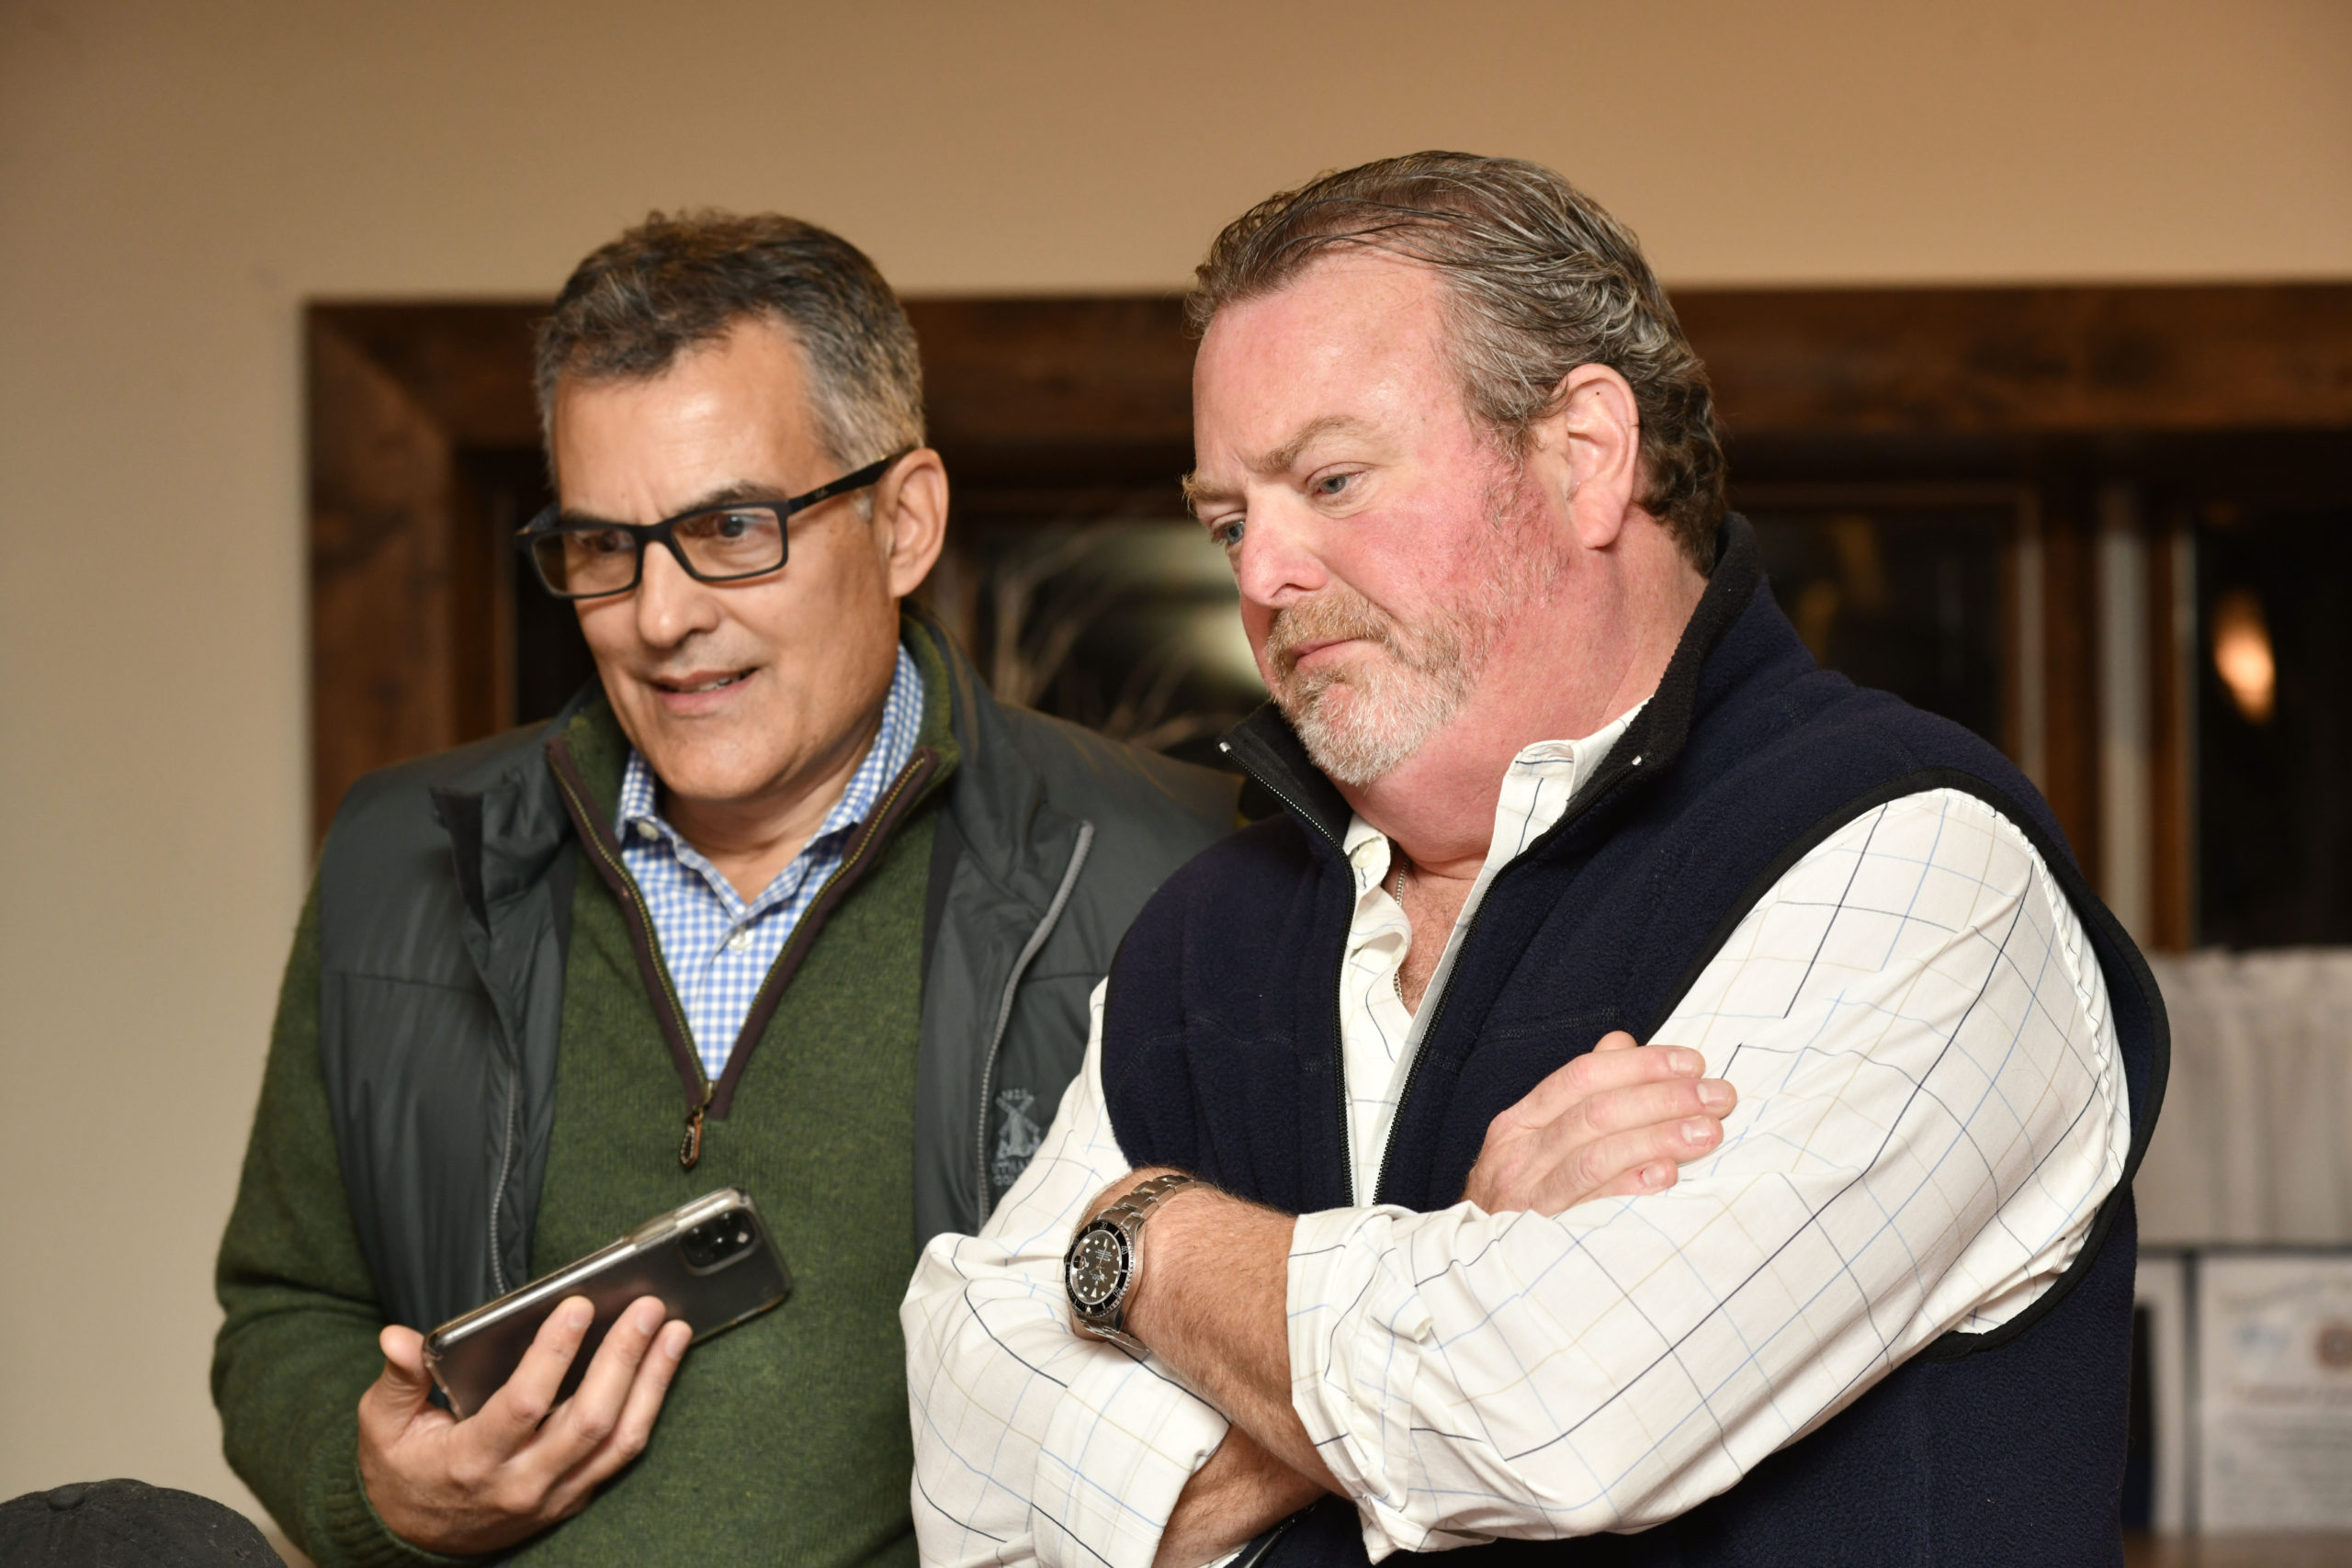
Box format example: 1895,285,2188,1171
424,1187,791,1419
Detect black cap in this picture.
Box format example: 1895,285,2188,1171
0,1479,279,1566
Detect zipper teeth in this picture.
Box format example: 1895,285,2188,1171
1221,739,1353,1203
1368,754,1639,1201
1226,750,1344,853
488,1060,520,1293
1234,1511,1301,1568
975,820,1094,1225
1374,905,1474,1202
551,763,706,1092
729,756,922,1056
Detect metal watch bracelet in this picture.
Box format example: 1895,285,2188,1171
1064,1172,1199,1351
1102,1171,1195,1226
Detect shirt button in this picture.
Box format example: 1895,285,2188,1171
726,929,752,953
634,819,661,842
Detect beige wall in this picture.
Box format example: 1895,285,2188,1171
3,0,2346,1536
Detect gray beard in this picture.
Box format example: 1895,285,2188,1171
1267,589,1494,789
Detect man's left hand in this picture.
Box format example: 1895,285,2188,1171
1462,1030,1735,1214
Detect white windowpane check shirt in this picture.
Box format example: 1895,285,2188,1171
619,643,922,1081
902,717,2130,1568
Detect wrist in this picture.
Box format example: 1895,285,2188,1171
339,1429,466,1566
1114,1181,1211,1346
1065,1168,1205,1352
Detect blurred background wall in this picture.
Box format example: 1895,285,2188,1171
3,0,2349,1540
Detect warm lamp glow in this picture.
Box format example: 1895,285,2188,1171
2211,588,2276,724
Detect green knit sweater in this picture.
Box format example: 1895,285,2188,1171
215,670,956,1568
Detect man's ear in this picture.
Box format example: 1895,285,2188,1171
1539,365,1643,549
876,447,950,598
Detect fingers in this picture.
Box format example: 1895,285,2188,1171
1475,1116,1714,1216
546,1317,691,1511
1465,1047,1740,1214
404,1297,676,1540
1576,1074,1736,1140
1566,1115,1730,1207
473,1296,596,1452
1544,1076,1737,1209
377,1325,434,1396
1504,1040,1708,1130
547,1297,671,1458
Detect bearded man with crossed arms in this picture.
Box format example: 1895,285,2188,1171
903,152,2164,1568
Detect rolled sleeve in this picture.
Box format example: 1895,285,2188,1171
1281,791,2130,1553
1285,1205,1459,1562
905,982,1230,1568
1034,1348,1231,1568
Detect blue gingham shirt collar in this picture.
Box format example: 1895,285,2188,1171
615,644,924,1079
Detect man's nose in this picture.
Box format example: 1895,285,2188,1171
1231,495,1328,611
631,542,721,646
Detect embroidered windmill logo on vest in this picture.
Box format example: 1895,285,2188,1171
992,1088,1044,1191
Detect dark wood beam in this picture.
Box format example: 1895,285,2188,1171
903,297,1194,452
308,313,465,834
311,301,545,447
1677,285,2352,435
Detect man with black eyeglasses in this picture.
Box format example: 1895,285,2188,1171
213,210,1239,1568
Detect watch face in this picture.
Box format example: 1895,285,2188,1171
1066,1222,1131,1313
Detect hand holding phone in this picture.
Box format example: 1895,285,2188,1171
357,1289,684,1554
353,1190,790,1556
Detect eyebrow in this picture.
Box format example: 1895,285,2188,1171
554,479,782,528
1182,414,1379,512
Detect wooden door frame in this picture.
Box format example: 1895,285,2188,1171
309,284,2352,943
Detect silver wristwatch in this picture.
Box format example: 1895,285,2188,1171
1064,1172,1198,1352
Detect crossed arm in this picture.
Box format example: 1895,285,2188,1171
903,1003,1739,1568
1116,1020,1733,1566
902,792,2130,1568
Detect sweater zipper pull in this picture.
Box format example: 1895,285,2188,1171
679,1087,713,1170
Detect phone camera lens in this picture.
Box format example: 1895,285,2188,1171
680,1211,753,1271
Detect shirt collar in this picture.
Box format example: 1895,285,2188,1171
1340,698,1649,869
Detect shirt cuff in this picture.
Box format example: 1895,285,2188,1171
1033,1343,1231,1568
1287,1206,1485,1562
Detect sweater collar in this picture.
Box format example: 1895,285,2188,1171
1218,513,1767,854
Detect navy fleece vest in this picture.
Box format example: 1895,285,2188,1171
1100,517,2166,1567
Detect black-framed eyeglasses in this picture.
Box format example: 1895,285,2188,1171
516,449,912,600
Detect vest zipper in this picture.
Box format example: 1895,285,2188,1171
1369,750,1645,1203
1217,739,1355,1204
678,1084,714,1168
974,819,1094,1225
488,1059,521,1293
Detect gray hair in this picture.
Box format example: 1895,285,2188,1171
535,209,924,480
1187,152,1724,567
